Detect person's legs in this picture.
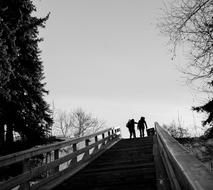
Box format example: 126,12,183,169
142,128,144,137
133,129,136,138
129,128,134,138
129,129,132,138
139,128,142,137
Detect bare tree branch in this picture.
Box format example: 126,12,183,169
53,108,105,138
159,0,213,91
159,0,213,127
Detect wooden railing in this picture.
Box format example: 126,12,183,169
0,128,121,190
155,122,213,190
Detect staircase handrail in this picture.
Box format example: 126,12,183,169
155,122,213,190
0,127,121,190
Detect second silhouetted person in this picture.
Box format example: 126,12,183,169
137,117,148,137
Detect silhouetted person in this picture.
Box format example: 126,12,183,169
126,119,136,138
137,117,148,137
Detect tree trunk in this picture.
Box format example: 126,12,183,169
6,124,14,146
0,123,5,147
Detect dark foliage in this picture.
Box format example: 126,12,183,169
193,81,213,134
0,0,53,147
193,98,213,126
203,127,213,139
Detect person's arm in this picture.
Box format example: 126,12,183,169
145,121,148,129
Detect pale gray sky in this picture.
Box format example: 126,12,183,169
34,0,204,137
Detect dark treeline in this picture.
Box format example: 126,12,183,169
0,0,53,151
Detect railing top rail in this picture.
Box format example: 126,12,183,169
155,122,213,190
0,127,115,167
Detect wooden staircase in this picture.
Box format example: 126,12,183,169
53,136,157,190
2,125,213,190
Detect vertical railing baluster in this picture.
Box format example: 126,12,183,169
70,143,77,167
53,149,59,173
108,130,111,142
94,135,99,153
111,129,114,139
46,152,51,176
102,133,105,146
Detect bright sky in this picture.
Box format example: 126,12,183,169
34,0,206,138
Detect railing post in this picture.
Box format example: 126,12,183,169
18,159,30,190
102,133,105,146
116,128,121,137
83,139,90,160
93,136,99,153
70,143,77,167
53,149,59,173
108,130,111,141
46,152,51,164
111,129,115,139
46,152,51,176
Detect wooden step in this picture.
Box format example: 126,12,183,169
95,152,153,162
53,137,157,190
87,159,154,168
59,179,157,190
63,169,156,187
83,162,155,173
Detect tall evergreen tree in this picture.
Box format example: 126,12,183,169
0,0,53,146
193,81,213,138
0,4,18,146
